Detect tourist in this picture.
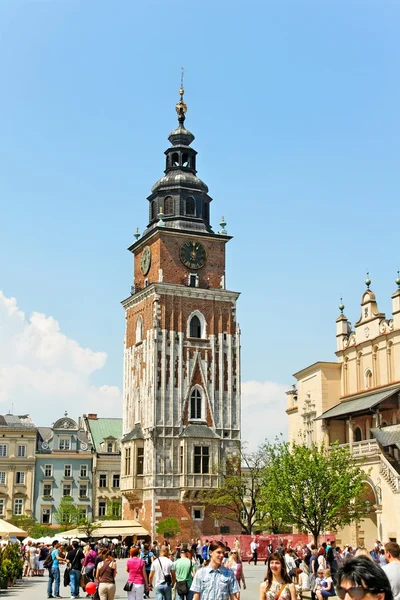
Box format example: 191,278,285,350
47,540,66,599
380,549,388,567
315,568,335,600
96,550,117,600
259,552,296,600
84,543,98,582
298,563,311,593
191,541,239,600
355,548,372,560
336,556,392,600
126,546,148,600
248,537,259,566
173,545,194,600
149,544,175,600
140,543,154,598
224,550,246,594
312,567,325,600
67,540,85,599
39,543,49,576
384,542,400,600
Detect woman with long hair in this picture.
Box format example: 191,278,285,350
259,552,297,600
224,550,246,593
96,550,117,600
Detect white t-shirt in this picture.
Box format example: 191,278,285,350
299,572,310,590
383,562,400,600
250,542,258,552
150,556,173,588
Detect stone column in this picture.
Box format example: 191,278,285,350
347,418,354,450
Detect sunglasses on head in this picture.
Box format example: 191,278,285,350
336,586,382,600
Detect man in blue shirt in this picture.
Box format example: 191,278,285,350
47,541,66,599
191,541,239,600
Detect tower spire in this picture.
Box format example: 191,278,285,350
175,67,187,125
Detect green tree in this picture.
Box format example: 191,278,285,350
156,517,180,539
103,499,122,521
261,440,371,545
54,496,80,531
30,524,56,539
200,445,269,534
78,518,100,539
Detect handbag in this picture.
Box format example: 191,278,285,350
124,582,134,591
157,558,172,586
176,580,189,596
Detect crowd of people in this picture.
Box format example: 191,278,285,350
19,535,400,600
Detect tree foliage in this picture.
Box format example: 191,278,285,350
156,517,180,538
54,496,80,531
78,518,100,539
201,445,269,534
261,440,371,545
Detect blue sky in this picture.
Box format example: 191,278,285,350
0,1,399,446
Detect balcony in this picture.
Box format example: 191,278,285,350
337,439,379,458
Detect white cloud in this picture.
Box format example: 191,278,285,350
0,290,122,425
241,380,289,451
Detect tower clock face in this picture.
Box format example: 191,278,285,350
140,246,152,275
180,240,207,270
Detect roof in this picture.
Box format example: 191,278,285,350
86,418,123,452
0,414,36,429
63,520,148,539
179,424,220,439
122,424,144,442
0,518,27,537
293,362,340,380
316,387,400,420
371,424,400,448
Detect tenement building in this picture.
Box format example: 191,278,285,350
287,275,400,547
121,88,241,539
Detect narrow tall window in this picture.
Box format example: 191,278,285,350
0,445,8,458
43,484,52,497
63,484,72,496
172,152,179,166
64,465,72,477
185,197,195,216
189,315,201,338
354,427,363,442
98,501,106,517
99,474,107,488
190,389,202,420
125,448,131,475
194,446,209,474
45,465,53,477
112,474,120,488
136,317,143,344
164,196,173,215
79,484,88,498
17,445,26,458
137,448,144,475
365,369,373,389
0,472,6,485
151,200,157,220
42,508,51,524
15,472,25,484
13,498,23,515
107,442,113,453
80,465,87,478
0,499,5,516
180,446,184,473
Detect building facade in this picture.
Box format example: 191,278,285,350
287,276,400,547
33,415,93,526
121,89,241,539
81,414,122,520
0,415,36,520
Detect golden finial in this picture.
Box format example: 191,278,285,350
176,66,187,120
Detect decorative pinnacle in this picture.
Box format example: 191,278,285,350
219,216,227,235
339,298,345,314
365,272,371,289
175,67,187,124
134,227,140,240
396,270,400,290
158,209,165,227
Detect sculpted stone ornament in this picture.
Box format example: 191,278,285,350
364,326,370,339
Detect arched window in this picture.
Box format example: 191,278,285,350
365,369,373,389
172,152,179,167
107,442,113,453
151,201,157,220
189,315,201,338
185,197,195,216
354,427,363,442
190,388,202,420
164,196,173,215
182,153,189,167
136,316,143,344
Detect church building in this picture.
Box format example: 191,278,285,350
287,275,400,547
120,87,241,539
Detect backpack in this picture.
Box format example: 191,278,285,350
144,552,153,569
43,552,53,569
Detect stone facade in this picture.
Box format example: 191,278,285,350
121,91,241,540
287,277,400,547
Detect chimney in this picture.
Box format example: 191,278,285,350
87,413,98,420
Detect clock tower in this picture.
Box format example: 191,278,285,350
120,86,241,539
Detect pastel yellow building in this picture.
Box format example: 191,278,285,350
287,275,400,548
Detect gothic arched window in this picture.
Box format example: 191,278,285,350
136,316,143,344
185,197,195,216
164,196,173,215
189,315,201,338
190,388,202,420
354,427,363,442
365,369,373,389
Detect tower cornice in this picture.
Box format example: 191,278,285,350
128,226,232,254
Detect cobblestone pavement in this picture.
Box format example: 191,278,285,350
4,561,267,600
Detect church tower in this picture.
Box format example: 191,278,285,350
120,85,241,539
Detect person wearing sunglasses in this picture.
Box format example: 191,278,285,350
335,556,393,600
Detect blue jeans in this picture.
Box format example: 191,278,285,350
70,568,81,597
177,590,193,600
155,583,172,600
47,567,60,597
